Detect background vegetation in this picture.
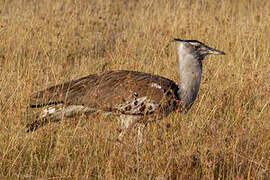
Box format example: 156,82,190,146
0,0,269,179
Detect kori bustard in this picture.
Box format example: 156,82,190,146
27,39,225,143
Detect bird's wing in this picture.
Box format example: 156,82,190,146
29,73,100,107
30,70,180,115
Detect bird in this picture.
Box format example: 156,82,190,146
26,39,225,144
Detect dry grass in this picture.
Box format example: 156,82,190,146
0,0,270,179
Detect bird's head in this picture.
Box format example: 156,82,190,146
173,39,225,61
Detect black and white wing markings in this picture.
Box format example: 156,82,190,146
38,104,97,119
150,82,162,89
115,92,160,115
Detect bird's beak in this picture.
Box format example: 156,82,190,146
207,47,225,55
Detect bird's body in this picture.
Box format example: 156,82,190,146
27,39,225,143
30,70,180,117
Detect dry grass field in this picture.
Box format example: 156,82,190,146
0,0,270,179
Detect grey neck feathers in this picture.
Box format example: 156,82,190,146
176,44,203,111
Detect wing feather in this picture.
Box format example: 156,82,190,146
30,70,180,115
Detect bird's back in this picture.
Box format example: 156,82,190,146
30,70,180,116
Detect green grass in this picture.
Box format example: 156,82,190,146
0,0,269,179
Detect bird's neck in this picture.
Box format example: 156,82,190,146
177,54,202,111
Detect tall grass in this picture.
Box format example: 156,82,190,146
0,0,269,179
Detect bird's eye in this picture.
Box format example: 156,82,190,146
194,45,200,49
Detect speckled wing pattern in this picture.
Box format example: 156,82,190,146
30,70,181,117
